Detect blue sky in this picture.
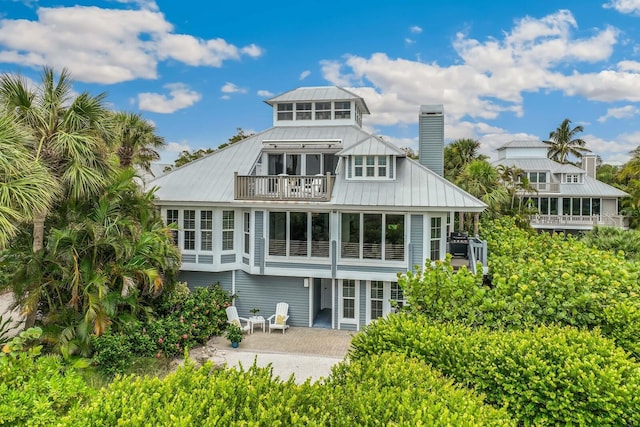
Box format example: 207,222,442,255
1,0,639,165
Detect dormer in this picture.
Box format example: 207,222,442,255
497,140,548,160
265,86,370,128
338,136,405,181
555,164,586,184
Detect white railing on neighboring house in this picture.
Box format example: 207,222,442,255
530,214,627,229
468,237,488,275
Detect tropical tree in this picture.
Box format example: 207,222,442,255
0,67,114,325
543,118,591,164
0,114,57,248
1,169,181,356
111,111,165,173
456,160,509,218
444,138,488,182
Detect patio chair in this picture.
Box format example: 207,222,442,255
267,302,290,334
225,306,251,333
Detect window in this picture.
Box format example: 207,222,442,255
334,101,351,119
306,154,321,175
222,211,234,251
430,217,442,260
296,102,312,120
166,209,178,245
286,154,301,175
268,154,284,175
565,174,579,183
354,156,363,177
363,214,382,259
342,280,356,319
200,210,212,251
277,103,293,120
268,212,330,258
562,198,601,216
370,281,384,320
183,210,195,250
323,153,338,175
269,212,286,256
390,282,406,309
385,215,404,260
315,102,331,120
289,212,308,256
351,156,389,179
341,213,405,261
341,213,360,258
244,212,250,254
311,213,330,257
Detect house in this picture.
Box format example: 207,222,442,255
150,86,487,330
492,140,628,233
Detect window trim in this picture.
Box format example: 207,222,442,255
222,210,235,251
340,212,405,262
339,279,359,324
200,210,213,251
348,155,391,180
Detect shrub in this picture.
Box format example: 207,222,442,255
0,328,93,426
350,313,640,426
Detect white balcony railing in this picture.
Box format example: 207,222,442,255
530,214,627,228
235,173,334,201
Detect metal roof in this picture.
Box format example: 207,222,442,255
337,135,406,157
493,158,627,197
265,86,371,114
497,140,547,150
151,124,486,211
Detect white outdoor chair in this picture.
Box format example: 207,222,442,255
225,306,250,333
267,302,290,334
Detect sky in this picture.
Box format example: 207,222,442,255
1,0,640,165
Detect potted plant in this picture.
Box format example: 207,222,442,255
249,308,260,317
225,324,244,348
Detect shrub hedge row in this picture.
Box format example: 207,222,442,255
62,353,512,426
350,313,640,426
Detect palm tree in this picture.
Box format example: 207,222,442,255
456,160,509,218
0,67,114,325
444,138,488,182
543,118,591,164
0,67,113,252
111,111,165,172
0,114,57,248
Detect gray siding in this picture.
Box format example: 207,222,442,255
254,211,264,268
410,214,424,268
221,254,236,264
418,105,444,176
266,261,331,271
242,256,249,265
339,323,357,331
178,271,233,293
198,255,213,264
182,254,196,263
233,270,309,327
337,265,404,275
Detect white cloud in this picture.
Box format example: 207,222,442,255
409,25,423,34
220,95,231,100
603,0,640,15
257,89,274,97
584,133,639,163
299,70,311,80
0,5,263,84
221,82,247,94
597,105,640,122
138,83,202,113
405,38,415,45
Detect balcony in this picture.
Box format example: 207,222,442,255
235,173,335,202
520,182,560,193
530,214,628,229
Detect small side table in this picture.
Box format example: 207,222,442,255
249,316,265,334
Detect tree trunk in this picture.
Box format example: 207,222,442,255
24,209,47,328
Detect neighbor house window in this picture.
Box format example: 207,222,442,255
244,212,250,254
562,198,600,216
315,102,331,120
222,210,234,250
200,210,212,251
289,212,308,256
385,215,404,260
341,213,360,258
277,103,293,120
183,210,195,250
565,174,580,183
370,281,384,320
296,103,312,120
311,213,330,257
166,209,178,245
334,101,351,119
390,282,406,309
354,156,364,177
342,280,356,319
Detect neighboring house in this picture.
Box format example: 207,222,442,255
493,140,628,233
150,86,486,330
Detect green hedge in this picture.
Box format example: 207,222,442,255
350,313,640,426
400,217,640,357
62,353,512,426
